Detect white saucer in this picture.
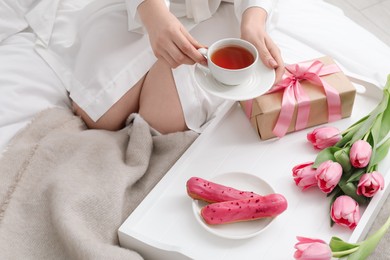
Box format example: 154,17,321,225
192,172,276,240
193,61,275,101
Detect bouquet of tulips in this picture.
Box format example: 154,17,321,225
292,75,390,259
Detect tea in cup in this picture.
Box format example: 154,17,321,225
198,38,258,85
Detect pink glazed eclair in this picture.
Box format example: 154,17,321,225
186,176,261,203
201,193,288,225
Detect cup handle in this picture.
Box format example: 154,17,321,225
197,48,210,72
198,47,208,59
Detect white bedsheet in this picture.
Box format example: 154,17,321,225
270,0,390,87
0,32,70,154
1,0,390,156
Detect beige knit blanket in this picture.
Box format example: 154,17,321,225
0,108,198,259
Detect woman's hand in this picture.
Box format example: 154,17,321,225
137,0,206,68
241,7,284,84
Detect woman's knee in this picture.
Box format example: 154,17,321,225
72,75,145,131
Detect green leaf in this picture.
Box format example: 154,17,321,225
347,215,390,260
349,88,389,145
378,91,390,141
350,114,379,145
334,148,352,173
313,147,340,168
344,116,368,133
346,168,366,183
370,137,390,166
336,118,367,148
330,237,359,258
384,74,390,92
370,113,382,145
338,182,368,205
367,115,381,169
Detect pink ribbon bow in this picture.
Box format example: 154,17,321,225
244,60,342,138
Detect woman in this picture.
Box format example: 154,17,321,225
35,0,285,134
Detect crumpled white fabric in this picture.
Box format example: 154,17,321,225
0,0,37,42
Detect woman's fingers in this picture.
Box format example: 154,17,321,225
164,28,206,68
178,28,207,64
251,37,284,84
264,37,285,83
158,27,206,68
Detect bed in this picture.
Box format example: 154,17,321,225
1,0,389,259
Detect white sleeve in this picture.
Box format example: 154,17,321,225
125,0,145,31
233,0,275,23
125,0,170,32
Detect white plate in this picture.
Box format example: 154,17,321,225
193,61,275,101
191,172,276,240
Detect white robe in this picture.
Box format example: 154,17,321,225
20,0,273,133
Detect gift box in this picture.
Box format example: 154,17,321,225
240,56,356,140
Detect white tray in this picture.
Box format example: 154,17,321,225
118,80,390,259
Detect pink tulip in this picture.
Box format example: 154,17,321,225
349,140,372,168
315,160,343,193
307,126,341,150
294,236,332,260
331,195,360,230
292,162,318,191
357,171,385,197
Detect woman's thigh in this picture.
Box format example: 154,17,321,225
73,75,144,131
138,59,188,134
74,58,187,134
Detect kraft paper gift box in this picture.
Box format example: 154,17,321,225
240,56,356,140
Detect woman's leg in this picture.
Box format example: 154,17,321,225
72,75,145,131
73,58,187,133
138,59,188,134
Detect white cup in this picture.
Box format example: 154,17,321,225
198,38,258,86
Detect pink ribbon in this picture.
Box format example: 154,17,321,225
244,60,342,138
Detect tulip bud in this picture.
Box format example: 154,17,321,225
307,126,341,150
292,162,317,191
315,160,343,194
294,236,332,260
349,140,372,168
357,171,385,197
331,195,360,230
